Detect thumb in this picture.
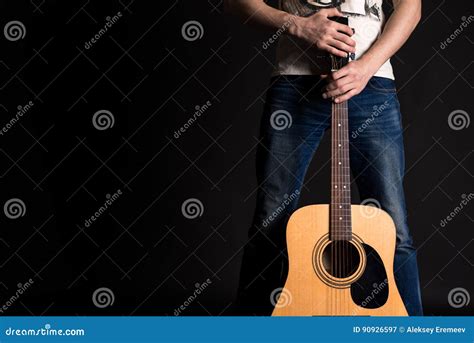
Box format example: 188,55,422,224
321,7,343,17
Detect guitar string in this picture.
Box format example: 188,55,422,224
332,74,336,316
332,60,336,315
336,92,344,314
331,72,337,314
338,100,342,315
347,99,351,315
335,99,341,314
336,72,340,315
336,87,341,315
344,100,350,314
336,90,351,314
331,87,335,316
337,98,339,313
330,90,336,314
345,99,349,315
344,99,351,314
338,99,342,314
333,93,336,315
333,57,338,316
331,56,353,315
335,97,342,314
335,97,338,315
342,99,346,314
336,92,339,315
344,99,349,315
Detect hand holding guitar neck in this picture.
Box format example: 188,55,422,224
321,16,375,104
289,8,355,58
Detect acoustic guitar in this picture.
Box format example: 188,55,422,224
272,15,408,316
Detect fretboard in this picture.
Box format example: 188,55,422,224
330,100,352,240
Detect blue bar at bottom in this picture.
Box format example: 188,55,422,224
0,316,472,343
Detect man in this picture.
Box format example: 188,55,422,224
226,0,423,316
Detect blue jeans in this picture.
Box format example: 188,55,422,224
237,76,423,316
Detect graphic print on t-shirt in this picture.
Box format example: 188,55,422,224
279,0,382,21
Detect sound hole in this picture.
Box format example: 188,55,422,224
321,240,361,279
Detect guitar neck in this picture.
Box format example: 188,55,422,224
330,100,352,240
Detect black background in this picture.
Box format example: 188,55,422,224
0,0,472,316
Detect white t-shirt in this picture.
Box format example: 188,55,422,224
274,0,394,79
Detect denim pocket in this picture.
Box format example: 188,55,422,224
366,77,397,93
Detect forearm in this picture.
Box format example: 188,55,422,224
360,0,421,74
224,0,299,35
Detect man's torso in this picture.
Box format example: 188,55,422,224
274,0,394,79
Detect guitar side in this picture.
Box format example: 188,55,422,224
272,204,408,316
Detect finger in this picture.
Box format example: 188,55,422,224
323,83,357,99
332,22,354,37
319,74,331,81
335,89,358,103
331,65,351,80
328,39,355,53
333,32,356,47
321,74,336,82
323,44,349,58
326,75,354,90
320,8,343,18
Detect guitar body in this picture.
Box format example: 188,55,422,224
272,204,408,316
